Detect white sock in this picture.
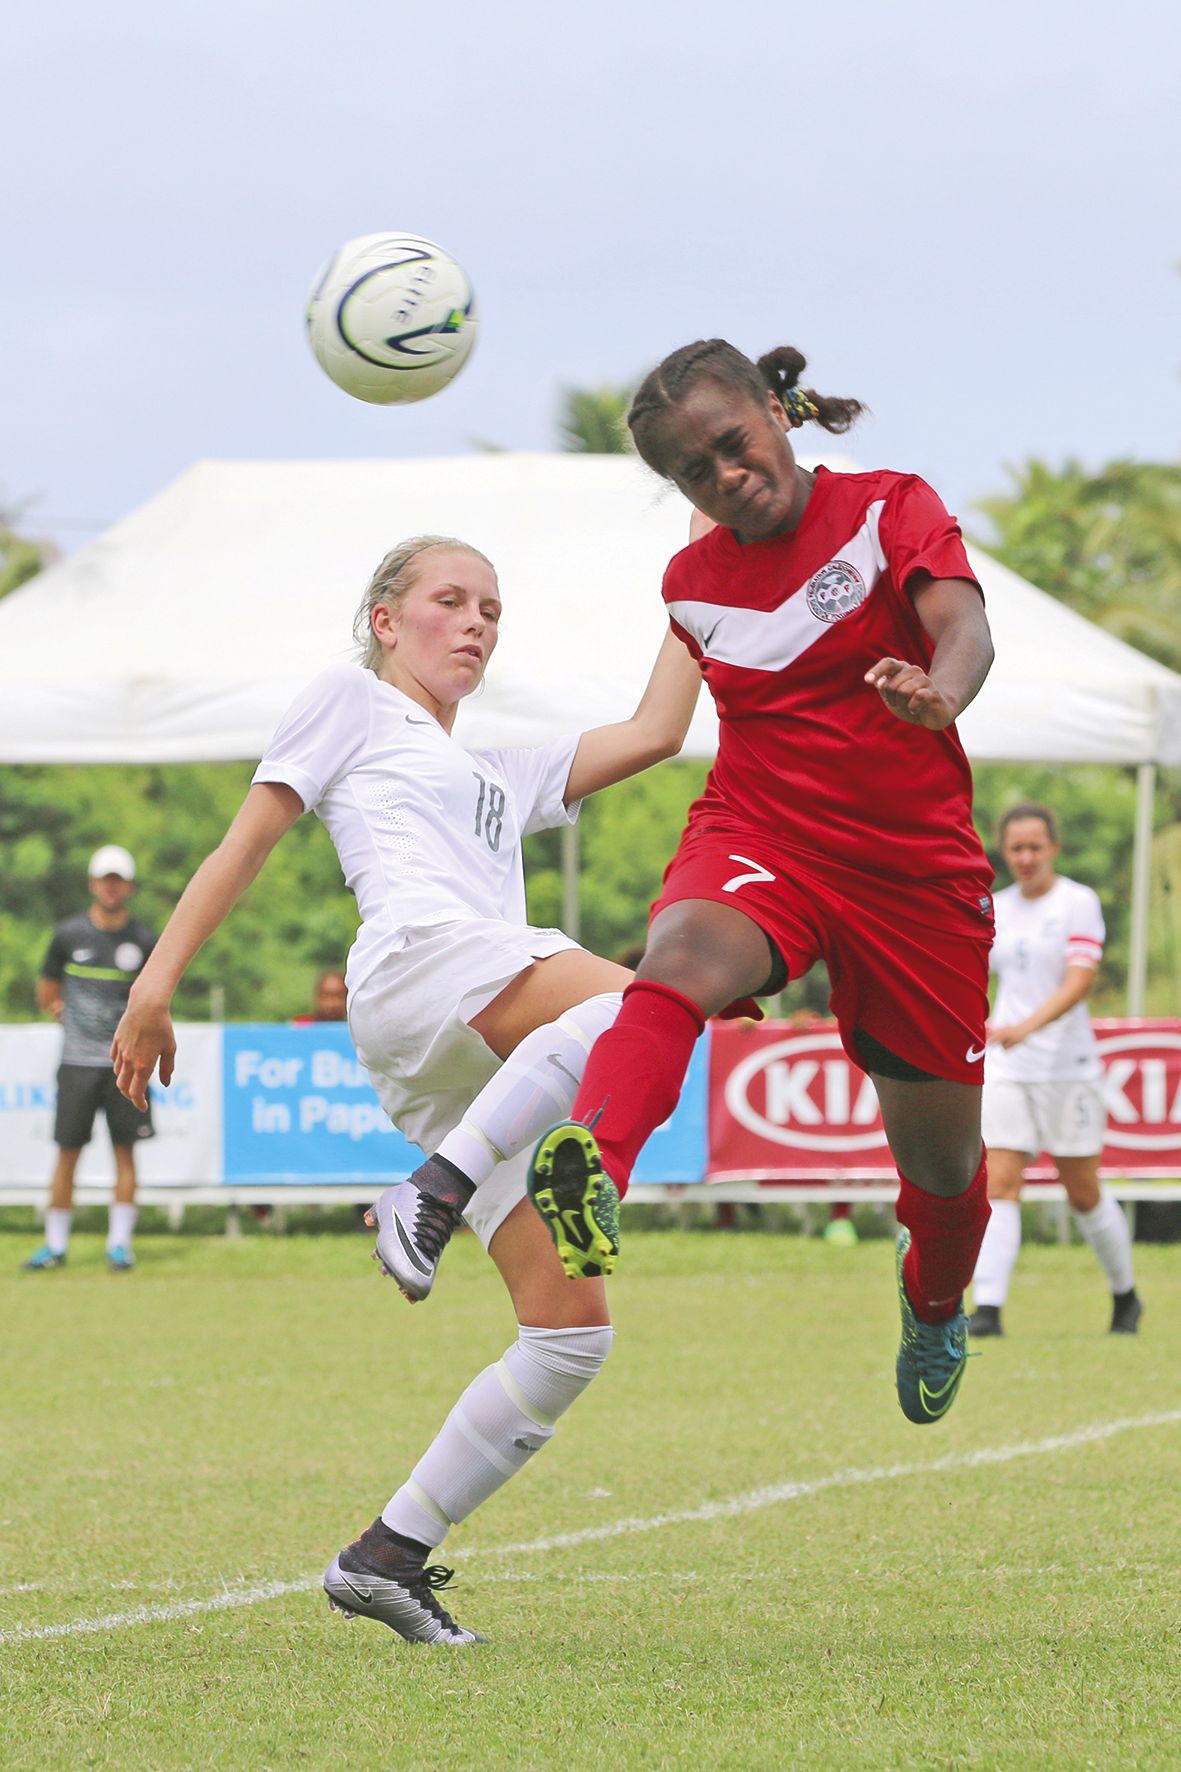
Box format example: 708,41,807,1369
45,1208,72,1256
382,1323,614,1549
437,993,623,1189
1073,1187,1135,1295
972,1198,1021,1307
107,1203,138,1250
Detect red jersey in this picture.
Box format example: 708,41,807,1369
664,467,992,903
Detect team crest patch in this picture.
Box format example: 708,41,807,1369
805,560,868,623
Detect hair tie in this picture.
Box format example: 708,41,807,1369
783,387,819,427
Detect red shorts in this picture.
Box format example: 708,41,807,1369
651,829,994,1085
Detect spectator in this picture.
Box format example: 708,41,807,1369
23,846,157,1272
291,968,348,1024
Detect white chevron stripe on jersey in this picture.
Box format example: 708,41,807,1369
670,501,887,671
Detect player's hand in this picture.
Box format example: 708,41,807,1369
864,658,959,730
111,997,177,1110
987,1021,1029,1050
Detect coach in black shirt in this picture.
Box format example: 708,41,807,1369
23,846,157,1273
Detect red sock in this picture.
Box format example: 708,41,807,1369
571,980,705,1197
897,1150,990,1324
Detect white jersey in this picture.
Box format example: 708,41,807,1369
253,663,580,993
986,875,1105,1082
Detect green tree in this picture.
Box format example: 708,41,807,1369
524,759,708,961
976,458,1181,674
974,455,1181,1012
0,763,358,1024
556,383,635,454
0,503,48,601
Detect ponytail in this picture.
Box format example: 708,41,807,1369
627,337,865,476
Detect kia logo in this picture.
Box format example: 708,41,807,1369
724,1032,886,1151
1095,1031,1181,1149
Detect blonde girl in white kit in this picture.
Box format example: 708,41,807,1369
111,533,704,1645
969,802,1142,1338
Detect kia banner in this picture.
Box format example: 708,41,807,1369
708,1019,1181,1182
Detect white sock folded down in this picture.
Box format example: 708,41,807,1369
382,1323,614,1549
45,1208,72,1256
1074,1186,1135,1296
107,1202,138,1251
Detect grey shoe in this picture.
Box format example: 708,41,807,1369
1110,1289,1143,1334
370,1172,466,1302
323,1552,484,1644
968,1303,1003,1337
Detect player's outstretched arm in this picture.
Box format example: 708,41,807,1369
563,627,703,802
111,782,303,1108
865,577,993,730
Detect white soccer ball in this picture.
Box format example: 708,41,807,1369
305,233,477,405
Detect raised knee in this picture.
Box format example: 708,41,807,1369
503,1323,614,1423
898,1148,982,1197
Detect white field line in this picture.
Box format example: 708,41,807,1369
2,1409,1177,1647
477,1408,1181,1556
0,1579,314,1644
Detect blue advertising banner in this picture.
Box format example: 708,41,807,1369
221,1022,710,1187
222,1024,421,1182
631,1032,708,1184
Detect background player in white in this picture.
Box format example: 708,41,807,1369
112,533,703,1644
969,804,1142,1336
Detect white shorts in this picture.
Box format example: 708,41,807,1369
347,917,580,1249
981,1076,1106,1159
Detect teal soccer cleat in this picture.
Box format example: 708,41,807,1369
107,1245,136,1272
894,1229,969,1425
22,1244,66,1271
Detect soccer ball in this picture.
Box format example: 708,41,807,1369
305,233,477,405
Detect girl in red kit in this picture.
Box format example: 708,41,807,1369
529,338,996,1426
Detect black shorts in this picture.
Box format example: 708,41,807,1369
54,1064,154,1149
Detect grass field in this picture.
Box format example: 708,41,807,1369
1,1221,1178,1771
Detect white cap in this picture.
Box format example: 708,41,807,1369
88,845,136,881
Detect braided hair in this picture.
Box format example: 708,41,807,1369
627,339,865,477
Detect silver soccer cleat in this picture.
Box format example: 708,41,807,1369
323,1553,484,1645
369,1175,465,1303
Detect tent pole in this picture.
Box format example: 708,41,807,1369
1127,762,1155,1016
561,821,581,943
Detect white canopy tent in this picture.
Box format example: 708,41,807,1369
2,454,1178,1004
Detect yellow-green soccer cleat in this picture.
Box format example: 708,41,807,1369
528,1122,621,1280
894,1228,969,1425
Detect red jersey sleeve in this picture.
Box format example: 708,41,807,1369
878,476,981,602
662,552,706,663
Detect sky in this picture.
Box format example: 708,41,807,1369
4,0,1179,555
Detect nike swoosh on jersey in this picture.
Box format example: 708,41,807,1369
669,500,887,674
965,1044,986,1063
